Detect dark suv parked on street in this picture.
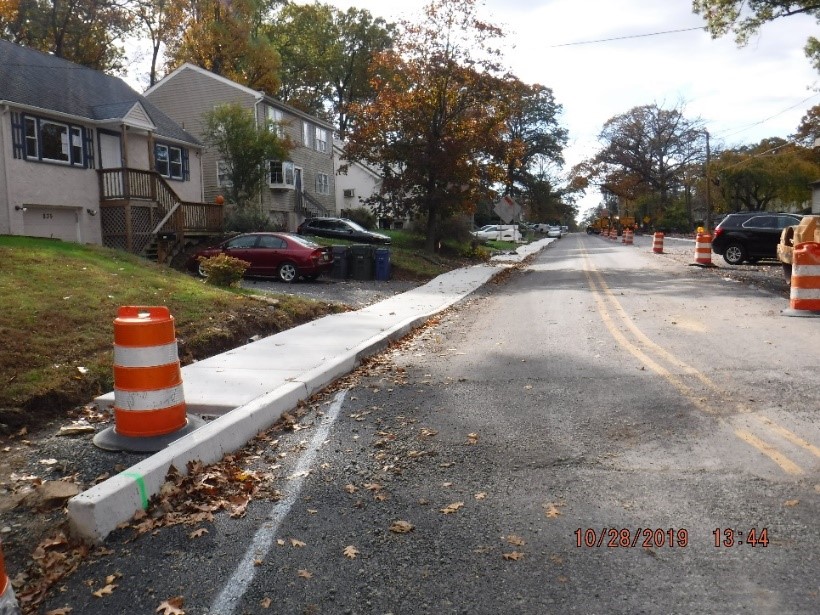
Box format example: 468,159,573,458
297,217,391,244
711,212,803,265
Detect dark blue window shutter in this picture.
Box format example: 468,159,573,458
182,148,190,181
83,128,94,168
10,112,24,159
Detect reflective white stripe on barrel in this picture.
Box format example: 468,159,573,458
792,264,820,277
790,287,820,300
114,342,179,367
114,384,185,411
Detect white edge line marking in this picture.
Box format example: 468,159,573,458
210,389,348,614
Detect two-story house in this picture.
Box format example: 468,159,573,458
0,40,220,258
145,64,337,231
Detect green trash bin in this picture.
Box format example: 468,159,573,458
349,245,374,280
330,246,349,279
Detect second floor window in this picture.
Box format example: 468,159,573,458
266,106,285,139
216,160,233,187
302,121,313,147
315,127,328,153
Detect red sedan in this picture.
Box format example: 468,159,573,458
188,232,334,283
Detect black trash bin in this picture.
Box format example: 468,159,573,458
331,245,349,279
374,248,391,281
349,245,374,280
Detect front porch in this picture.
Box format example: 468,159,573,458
98,168,223,263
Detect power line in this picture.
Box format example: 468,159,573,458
713,92,820,140
550,26,704,48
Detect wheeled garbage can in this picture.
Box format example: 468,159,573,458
374,248,391,281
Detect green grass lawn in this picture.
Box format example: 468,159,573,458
0,231,523,428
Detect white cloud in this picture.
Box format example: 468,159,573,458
134,0,816,217
315,0,818,214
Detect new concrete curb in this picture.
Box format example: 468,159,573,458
68,240,552,542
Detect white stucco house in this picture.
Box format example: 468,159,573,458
0,40,220,259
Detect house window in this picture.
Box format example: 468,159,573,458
155,143,186,180
216,160,233,187
19,115,86,166
269,160,295,187
302,121,313,147
266,106,285,138
315,127,328,153
315,172,330,195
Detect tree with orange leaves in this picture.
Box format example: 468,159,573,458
344,0,514,252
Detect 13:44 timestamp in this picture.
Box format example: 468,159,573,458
713,528,769,547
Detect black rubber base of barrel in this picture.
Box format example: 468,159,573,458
92,415,206,453
781,308,820,318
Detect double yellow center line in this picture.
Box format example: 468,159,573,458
579,239,818,476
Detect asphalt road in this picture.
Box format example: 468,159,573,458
40,233,818,614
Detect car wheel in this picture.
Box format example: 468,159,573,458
278,262,298,283
723,242,746,265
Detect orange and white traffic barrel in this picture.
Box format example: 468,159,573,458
653,232,664,254
623,229,634,245
783,242,820,317
0,542,20,614
94,306,203,452
692,232,714,267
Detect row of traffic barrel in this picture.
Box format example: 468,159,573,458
330,245,391,281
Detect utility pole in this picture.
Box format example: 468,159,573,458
705,129,712,232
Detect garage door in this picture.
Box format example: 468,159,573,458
23,207,79,242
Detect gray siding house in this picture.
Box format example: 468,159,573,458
0,41,218,258
146,64,337,231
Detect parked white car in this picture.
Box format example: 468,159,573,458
472,225,522,241
547,226,562,238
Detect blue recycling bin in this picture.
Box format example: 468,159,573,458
374,248,391,281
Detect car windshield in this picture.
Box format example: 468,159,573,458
344,220,368,232
286,234,321,248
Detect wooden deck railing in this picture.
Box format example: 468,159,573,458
98,168,224,260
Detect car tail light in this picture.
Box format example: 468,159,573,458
713,228,724,239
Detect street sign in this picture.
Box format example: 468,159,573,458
494,195,522,223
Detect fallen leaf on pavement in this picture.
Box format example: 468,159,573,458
290,538,306,548
544,504,562,518
45,608,73,615
343,545,359,559
156,596,185,614
92,584,116,598
502,551,524,561
298,569,313,579
189,528,208,539
344,484,358,493
784,499,799,507
466,433,479,445
440,502,464,514
261,597,272,608
474,492,487,500
419,428,438,438
390,520,415,534
363,482,382,491
506,535,525,547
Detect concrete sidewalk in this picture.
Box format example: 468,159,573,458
68,239,553,541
